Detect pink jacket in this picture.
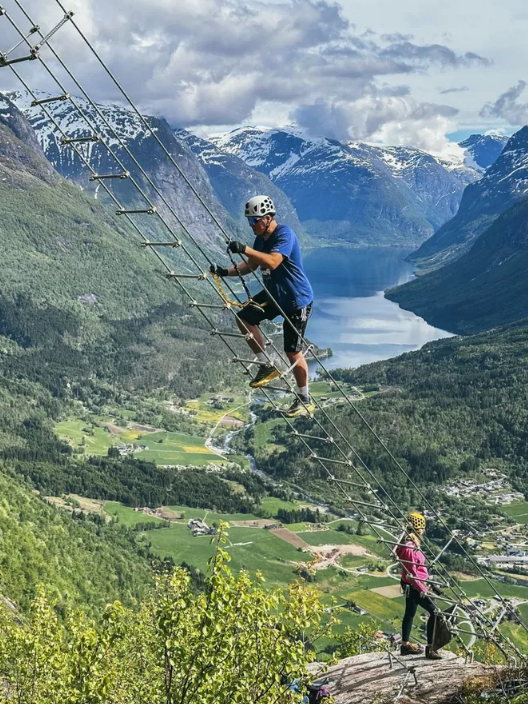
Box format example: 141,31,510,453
396,540,429,594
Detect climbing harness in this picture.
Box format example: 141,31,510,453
211,272,268,312
2,0,525,668
210,272,243,309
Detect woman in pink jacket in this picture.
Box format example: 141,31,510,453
395,512,442,660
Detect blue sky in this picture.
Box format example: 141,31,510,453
0,0,526,151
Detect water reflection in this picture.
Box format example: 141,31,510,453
303,247,453,372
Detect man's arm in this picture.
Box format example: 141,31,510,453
245,247,283,270
228,237,286,271
228,260,256,276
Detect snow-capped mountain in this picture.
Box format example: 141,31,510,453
174,129,308,242
458,134,509,171
211,126,483,246
6,90,243,251
410,126,528,269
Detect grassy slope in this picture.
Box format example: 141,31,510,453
500,501,528,522
313,324,527,493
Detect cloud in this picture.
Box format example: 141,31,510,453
0,0,491,134
439,86,469,94
479,80,528,126
380,42,491,68
380,33,414,42
293,94,459,150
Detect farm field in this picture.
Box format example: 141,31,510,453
260,496,318,516
297,528,389,558
344,589,402,623
165,505,262,524
184,392,249,426
500,501,528,523
460,578,529,600
55,418,219,466
104,502,166,527
146,523,304,585
500,602,528,654
55,419,115,455
253,418,288,452
98,498,529,655
135,430,218,466
102,499,395,595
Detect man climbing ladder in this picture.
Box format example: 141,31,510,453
210,195,315,418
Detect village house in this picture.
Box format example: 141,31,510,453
187,518,215,536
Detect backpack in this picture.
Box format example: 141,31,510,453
432,604,456,650
307,683,331,703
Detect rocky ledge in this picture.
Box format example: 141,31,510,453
309,651,502,704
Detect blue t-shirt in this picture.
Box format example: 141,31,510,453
253,224,313,312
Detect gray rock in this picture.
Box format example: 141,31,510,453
0,93,59,187
308,650,497,704
77,293,99,305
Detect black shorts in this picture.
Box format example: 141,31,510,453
236,290,312,354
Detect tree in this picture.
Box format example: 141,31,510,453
335,622,378,658
0,525,335,704
356,521,369,536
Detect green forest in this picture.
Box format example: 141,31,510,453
250,324,528,504
0,469,153,616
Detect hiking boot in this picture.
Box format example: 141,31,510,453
282,396,315,418
249,364,279,388
400,643,423,656
425,646,442,660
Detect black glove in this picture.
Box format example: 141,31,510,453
210,263,229,277
432,584,443,596
227,240,247,255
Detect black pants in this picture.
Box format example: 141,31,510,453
401,580,436,644
236,290,312,353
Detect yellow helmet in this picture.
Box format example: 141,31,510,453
407,512,426,531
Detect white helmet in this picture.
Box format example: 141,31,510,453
244,195,276,218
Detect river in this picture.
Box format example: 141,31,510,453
302,246,453,373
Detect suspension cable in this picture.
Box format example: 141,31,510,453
42,1,529,617
3,2,522,658
2,0,525,661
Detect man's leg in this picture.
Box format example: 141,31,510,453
236,317,267,356
286,351,309,395
283,305,314,416
236,294,280,388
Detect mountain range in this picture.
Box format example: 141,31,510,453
409,126,528,269
7,90,311,253
211,126,506,245
7,90,508,250
174,128,308,242
3,88,526,340
387,126,528,334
